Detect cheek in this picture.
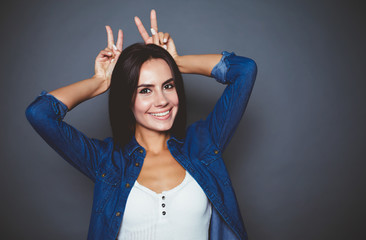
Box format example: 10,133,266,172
132,97,151,116
169,91,179,106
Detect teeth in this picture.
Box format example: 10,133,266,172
150,110,170,117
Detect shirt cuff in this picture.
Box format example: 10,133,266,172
39,90,69,116
210,51,235,84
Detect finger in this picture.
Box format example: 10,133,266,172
116,29,123,51
102,48,115,58
151,28,159,45
99,50,113,57
105,25,114,49
104,47,114,54
158,32,164,45
163,33,170,44
99,50,117,63
134,16,150,43
101,50,113,55
96,50,113,61
150,9,158,32
166,37,176,52
112,44,120,56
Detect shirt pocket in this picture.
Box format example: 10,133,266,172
200,147,232,187
94,169,121,213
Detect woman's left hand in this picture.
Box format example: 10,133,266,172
134,9,179,60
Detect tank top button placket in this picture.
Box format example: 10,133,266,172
161,194,166,216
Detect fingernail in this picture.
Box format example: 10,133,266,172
163,45,167,50
150,28,156,35
113,44,118,50
163,38,167,43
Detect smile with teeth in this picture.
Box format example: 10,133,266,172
149,109,170,117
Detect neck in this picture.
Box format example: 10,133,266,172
134,125,170,154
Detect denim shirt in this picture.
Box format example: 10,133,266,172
26,51,257,240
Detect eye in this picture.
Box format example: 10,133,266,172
164,83,175,90
139,88,151,94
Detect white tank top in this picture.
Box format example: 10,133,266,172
118,170,212,240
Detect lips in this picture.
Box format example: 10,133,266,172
148,108,172,120
150,109,170,117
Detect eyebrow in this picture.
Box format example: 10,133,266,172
137,78,174,88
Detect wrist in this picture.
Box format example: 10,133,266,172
91,75,109,95
174,55,188,74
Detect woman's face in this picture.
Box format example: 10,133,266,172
132,58,179,133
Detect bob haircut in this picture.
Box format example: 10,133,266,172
109,43,187,149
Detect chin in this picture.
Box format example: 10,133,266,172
149,123,174,133
135,119,175,134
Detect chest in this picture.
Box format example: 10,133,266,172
118,170,212,240
136,150,186,194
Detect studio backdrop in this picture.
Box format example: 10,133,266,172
1,0,365,239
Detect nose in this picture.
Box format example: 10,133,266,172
154,90,169,107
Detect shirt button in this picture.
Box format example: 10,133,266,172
135,162,140,167
101,173,106,177
162,203,165,207
125,183,130,188
116,212,121,217
139,149,143,153
214,150,219,154
162,196,165,200
162,211,166,215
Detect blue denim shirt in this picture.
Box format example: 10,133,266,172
26,51,257,240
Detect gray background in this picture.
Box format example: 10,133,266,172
1,0,365,239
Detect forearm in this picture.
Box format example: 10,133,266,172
48,75,108,110
175,54,222,77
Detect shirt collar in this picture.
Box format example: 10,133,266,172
124,134,184,156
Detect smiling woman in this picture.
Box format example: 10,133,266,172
133,58,178,132
109,43,187,149
25,9,257,240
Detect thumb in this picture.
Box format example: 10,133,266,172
167,38,178,58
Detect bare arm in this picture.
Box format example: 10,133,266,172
49,26,123,110
174,54,222,76
49,76,107,110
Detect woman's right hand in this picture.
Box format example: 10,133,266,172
134,10,179,61
94,26,123,89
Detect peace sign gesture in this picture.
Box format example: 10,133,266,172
134,9,179,60
94,26,123,89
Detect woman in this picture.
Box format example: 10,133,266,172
26,10,257,240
